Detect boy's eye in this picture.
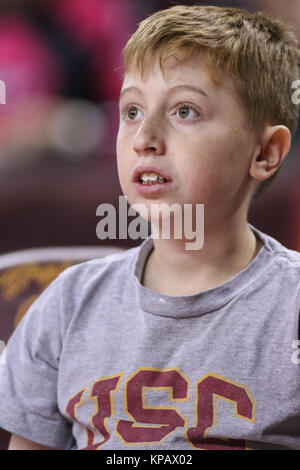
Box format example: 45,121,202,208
122,106,142,121
127,107,138,120
175,105,199,120
178,106,190,119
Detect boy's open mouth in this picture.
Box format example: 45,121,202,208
139,173,169,185
132,165,172,185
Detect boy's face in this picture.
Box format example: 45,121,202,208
117,54,260,228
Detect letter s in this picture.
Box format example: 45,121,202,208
116,368,189,445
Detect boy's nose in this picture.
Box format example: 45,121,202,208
132,119,165,156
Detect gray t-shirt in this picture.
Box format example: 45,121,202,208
0,225,300,450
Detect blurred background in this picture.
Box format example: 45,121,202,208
0,0,299,253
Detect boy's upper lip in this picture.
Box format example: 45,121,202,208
132,165,172,182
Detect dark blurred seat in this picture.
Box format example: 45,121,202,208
0,243,124,450
0,151,143,254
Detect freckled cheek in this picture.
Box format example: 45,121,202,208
116,140,132,190
187,174,220,202
178,148,231,201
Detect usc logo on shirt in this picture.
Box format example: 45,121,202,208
65,368,256,450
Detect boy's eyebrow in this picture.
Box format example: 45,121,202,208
119,85,210,101
119,86,142,101
170,85,210,99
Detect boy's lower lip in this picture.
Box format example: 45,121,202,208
134,181,173,195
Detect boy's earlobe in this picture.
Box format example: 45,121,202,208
250,125,291,182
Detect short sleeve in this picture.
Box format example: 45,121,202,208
0,272,75,450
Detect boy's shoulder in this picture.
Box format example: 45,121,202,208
21,242,148,328
256,226,300,268
250,226,300,296
55,240,150,287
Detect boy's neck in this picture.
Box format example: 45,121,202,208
141,221,263,296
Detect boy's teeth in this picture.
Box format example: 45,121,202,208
139,172,166,184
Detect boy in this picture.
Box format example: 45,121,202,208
0,4,300,450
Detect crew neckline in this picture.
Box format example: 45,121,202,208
134,225,274,318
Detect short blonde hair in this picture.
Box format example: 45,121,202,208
122,4,300,193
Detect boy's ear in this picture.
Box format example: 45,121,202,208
250,125,291,182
